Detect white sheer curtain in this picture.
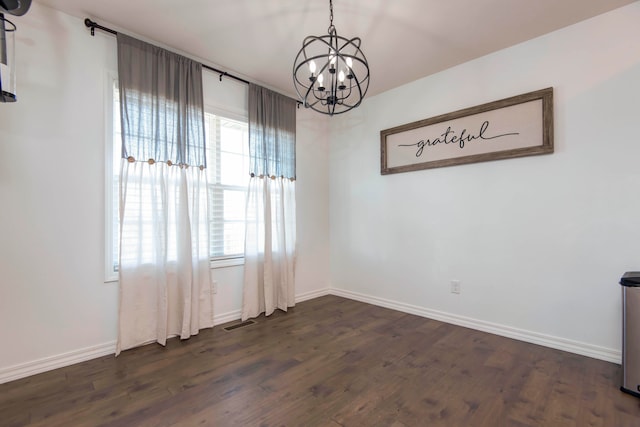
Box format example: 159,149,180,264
242,84,297,321
116,34,213,355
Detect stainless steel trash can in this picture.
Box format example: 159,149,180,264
621,271,640,397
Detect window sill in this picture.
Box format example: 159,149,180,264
210,257,244,269
104,274,118,284
104,257,244,283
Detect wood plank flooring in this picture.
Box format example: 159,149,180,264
1,295,639,426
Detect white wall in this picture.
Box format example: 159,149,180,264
0,3,330,382
295,109,331,297
0,5,120,378
329,3,640,362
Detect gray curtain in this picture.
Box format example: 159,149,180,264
242,84,297,321
117,33,206,167
248,84,296,179
115,34,212,355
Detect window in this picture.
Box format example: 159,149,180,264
205,113,250,262
105,78,249,281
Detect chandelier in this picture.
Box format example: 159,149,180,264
292,0,370,116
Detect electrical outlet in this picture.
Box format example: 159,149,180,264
451,280,461,294
212,281,218,294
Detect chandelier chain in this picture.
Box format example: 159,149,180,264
329,0,334,27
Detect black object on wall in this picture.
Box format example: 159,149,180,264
0,0,31,103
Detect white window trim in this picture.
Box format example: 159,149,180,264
104,71,119,283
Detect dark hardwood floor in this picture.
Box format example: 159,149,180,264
2,295,639,426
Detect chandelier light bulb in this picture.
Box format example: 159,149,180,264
318,74,324,90
328,54,336,74
309,60,316,74
346,57,353,68
338,69,346,90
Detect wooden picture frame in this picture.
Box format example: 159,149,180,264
380,87,554,175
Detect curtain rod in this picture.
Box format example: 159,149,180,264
84,18,251,85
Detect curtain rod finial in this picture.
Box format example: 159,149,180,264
84,18,96,36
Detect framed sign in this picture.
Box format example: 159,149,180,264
380,87,553,175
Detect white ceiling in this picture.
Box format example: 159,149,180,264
35,0,636,99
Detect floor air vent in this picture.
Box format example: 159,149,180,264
223,320,256,332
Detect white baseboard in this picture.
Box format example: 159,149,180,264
4,286,614,385
0,287,333,385
329,288,621,364
213,309,242,326
0,341,117,385
296,287,331,303
211,288,330,326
